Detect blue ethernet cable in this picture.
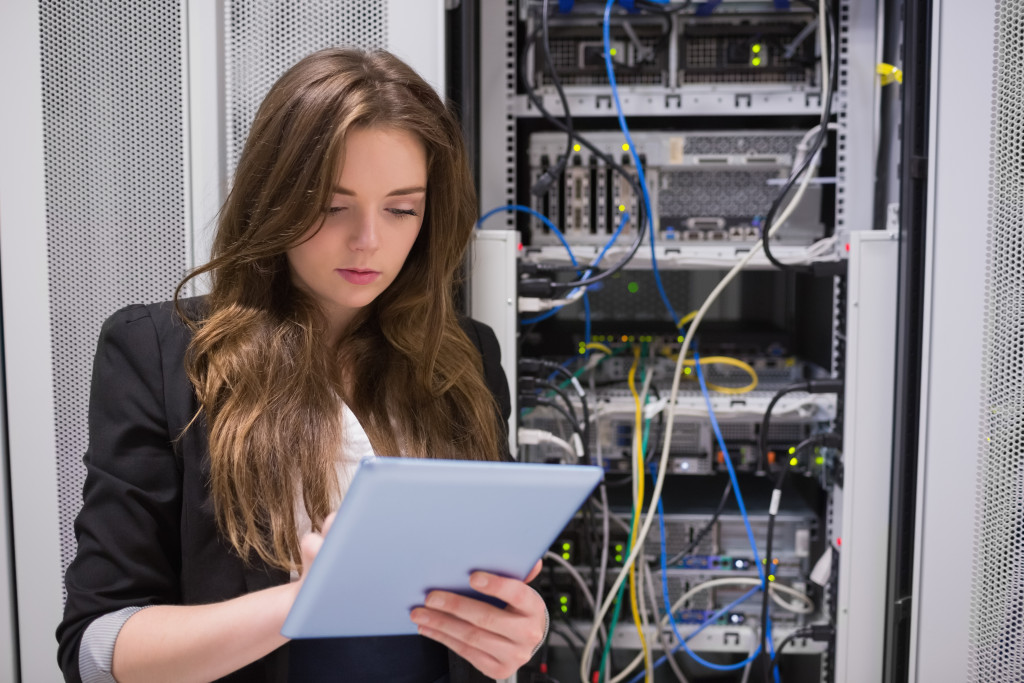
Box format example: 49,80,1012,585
602,0,679,326
648,456,764,673
694,349,781,682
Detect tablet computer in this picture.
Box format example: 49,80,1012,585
282,457,603,639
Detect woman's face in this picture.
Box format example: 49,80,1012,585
287,126,427,341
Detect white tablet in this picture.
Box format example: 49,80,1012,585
281,456,603,639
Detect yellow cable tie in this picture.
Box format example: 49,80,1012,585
877,62,903,86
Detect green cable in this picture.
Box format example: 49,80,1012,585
598,365,654,682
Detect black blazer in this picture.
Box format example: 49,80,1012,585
57,298,511,683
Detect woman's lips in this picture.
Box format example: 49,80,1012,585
336,269,381,285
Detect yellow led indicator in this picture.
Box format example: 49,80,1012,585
684,367,692,375
752,57,762,67
628,336,635,342
788,446,796,455
752,44,762,54
562,552,570,560
621,143,630,151
621,335,629,343
768,574,776,582
609,48,617,56
573,143,581,152
618,203,626,212
815,456,825,465
677,335,684,343
562,542,571,550
790,456,798,466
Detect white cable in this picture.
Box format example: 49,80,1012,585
611,577,815,681
518,428,577,463
578,139,828,683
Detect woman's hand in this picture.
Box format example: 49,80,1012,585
409,559,548,679
297,512,337,587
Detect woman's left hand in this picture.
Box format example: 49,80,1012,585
410,559,547,678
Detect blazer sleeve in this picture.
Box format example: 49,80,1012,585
461,318,513,462
57,305,184,683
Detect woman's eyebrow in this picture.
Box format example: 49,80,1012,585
332,185,427,197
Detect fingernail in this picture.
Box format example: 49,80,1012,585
411,611,429,625
470,573,488,589
425,594,444,608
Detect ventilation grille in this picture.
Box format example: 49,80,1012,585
969,1,1024,678
225,0,388,175
38,0,188,585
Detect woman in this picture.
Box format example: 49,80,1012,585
57,48,546,683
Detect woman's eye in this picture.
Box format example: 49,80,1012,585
388,208,419,219
326,205,347,215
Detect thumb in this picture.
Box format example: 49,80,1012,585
525,559,543,584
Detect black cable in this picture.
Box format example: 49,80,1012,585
758,379,844,472
760,0,839,274
518,27,648,291
536,378,582,434
768,623,836,672
530,0,573,198
759,432,843,683
660,479,733,567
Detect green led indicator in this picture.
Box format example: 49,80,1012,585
562,542,571,550
627,282,639,294
615,544,623,552
615,554,623,562
815,456,825,465
609,48,618,57
677,335,684,343
562,552,570,560
684,367,692,375
561,605,569,613
560,596,569,604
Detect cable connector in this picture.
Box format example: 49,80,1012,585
806,378,845,394
518,278,556,298
804,623,836,643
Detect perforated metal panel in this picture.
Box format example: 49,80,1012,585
225,0,388,175
38,0,188,582
969,1,1024,678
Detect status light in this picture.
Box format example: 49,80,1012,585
560,596,569,604
573,143,581,152
609,48,617,56
615,555,623,562
562,552,570,560
561,605,569,613
790,456,798,466
627,282,639,294
752,57,762,67
684,367,692,375
815,456,825,465
618,203,626,212
752,44,762,54
562,542,571,551
788,446,796,455
768,575,776,582
621,143,630,151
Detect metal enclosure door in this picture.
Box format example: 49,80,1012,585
0,2,443,679
910,0,1024,680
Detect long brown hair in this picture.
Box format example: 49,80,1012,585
175,48,502,572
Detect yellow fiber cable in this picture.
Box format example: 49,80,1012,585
585,342,615,356
626,346,653,682
660,350,760,394
675,310,698,329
